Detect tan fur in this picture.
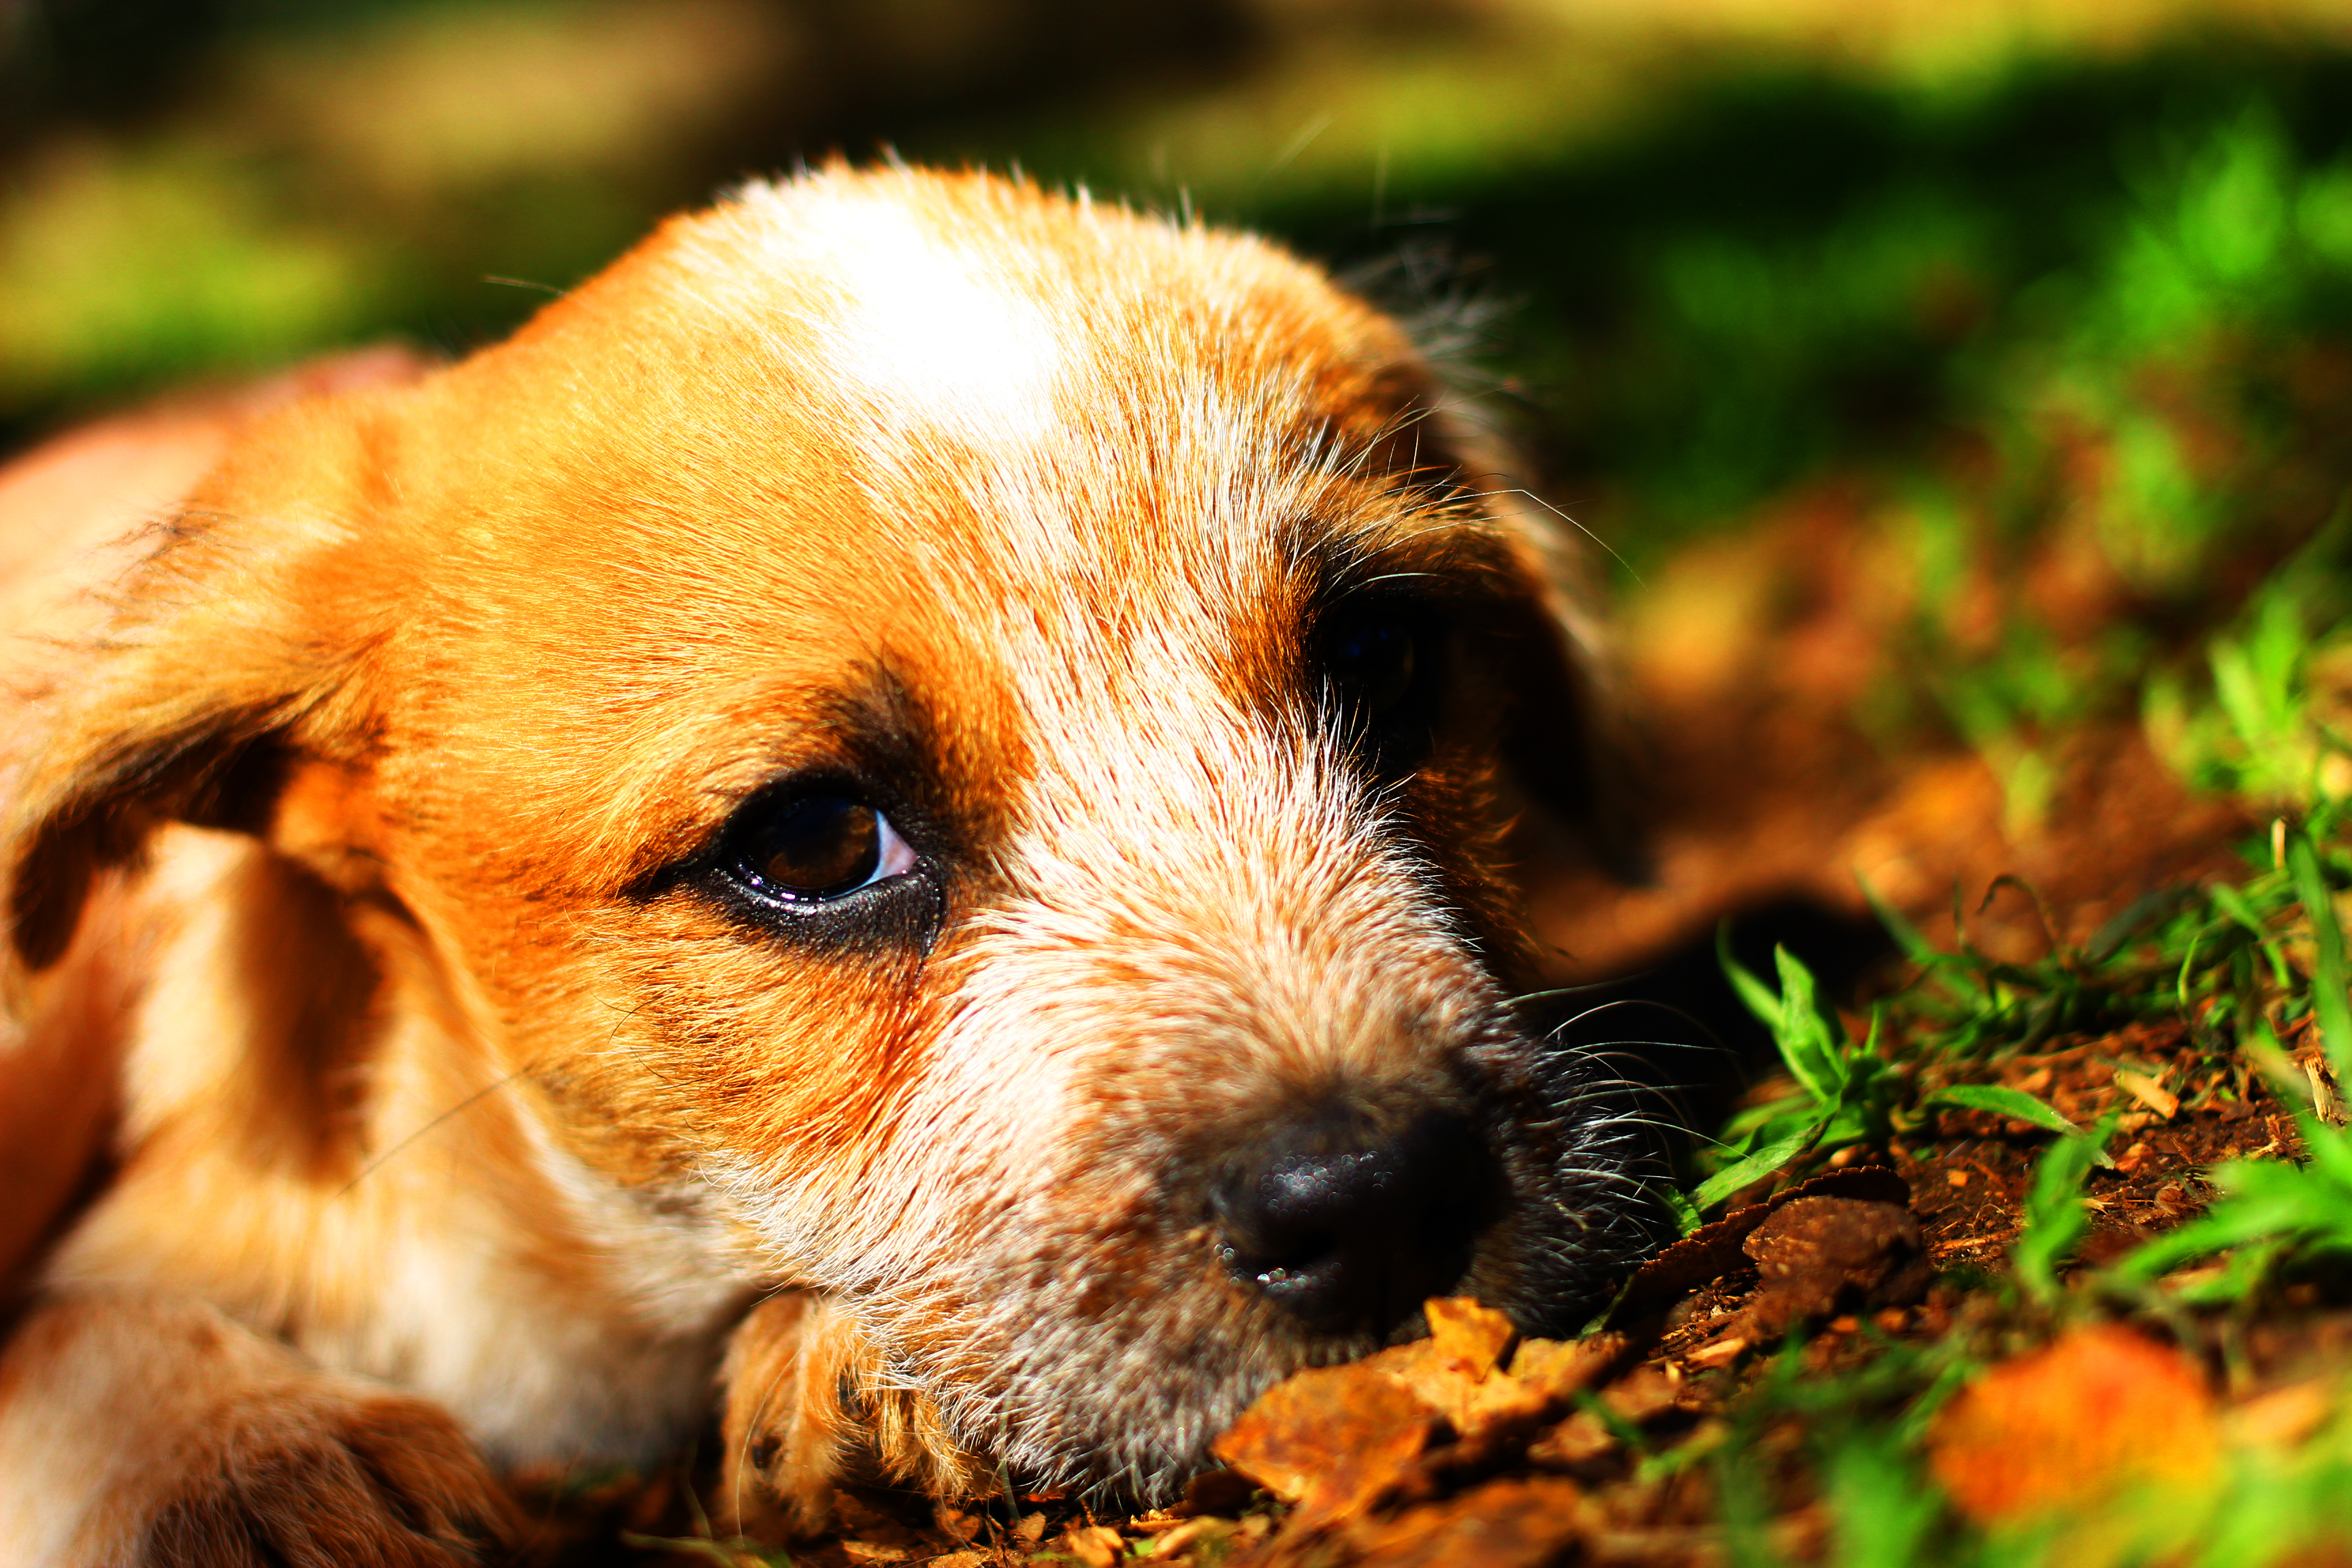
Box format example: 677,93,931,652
719,1292,987,1537
0,168,1647,1561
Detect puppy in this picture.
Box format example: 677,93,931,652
0,167,1658,1564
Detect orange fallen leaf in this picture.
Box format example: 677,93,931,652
1211,1360,1443,1532
2226,1382,2335,1448
1928,1326,2219,1524
1212,1304,1633,1547
1601,1365,1686,1425
1344,1475,1591,1568
1143,1516,1232,1558
1685,1336,1748,1369
1525,1411,1615,1467
1424,1297,1517,1381
1506,1333,1629,1404
1373,1337,1548,1441
1062,1524,1126,1568
2113,1068,2180,1120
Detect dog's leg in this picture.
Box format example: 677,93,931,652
718,1292,988,1541
0,1289,518,1567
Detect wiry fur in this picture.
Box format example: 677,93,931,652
0,167,1659,1562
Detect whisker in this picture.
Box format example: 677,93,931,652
333,1063,539,1198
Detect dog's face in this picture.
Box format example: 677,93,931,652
5,171,1651,1497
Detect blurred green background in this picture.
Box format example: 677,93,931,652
5,0,2352,832
7,0,2352,557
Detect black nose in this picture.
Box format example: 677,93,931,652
1211,1107,1491,1332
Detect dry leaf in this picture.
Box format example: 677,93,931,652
1505,1334,1629,1405
2114,1068,2180,1120
1062,1524,1126,1568
840,1543,911,1564
1685,1336,1748,1369
1929,1326,2219,1524
924,1554,985,1568
1740,1196,1925,1337
1424,1297,1517,1381
1616,1165,1912,1318
1343,1475,1591,1568
1145,1516,1234,1558
1013,1512,1049,1548
1212,1361,1443,1533
1525,1411,1615,1468
1371,1337,1547,1441
2226,1382,2334,1448
1601,1365,1685,1425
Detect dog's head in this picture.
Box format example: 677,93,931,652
3,169,1657,1497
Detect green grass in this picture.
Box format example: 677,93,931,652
1659,504,2352,1565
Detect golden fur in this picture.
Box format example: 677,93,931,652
0,168,1650,1565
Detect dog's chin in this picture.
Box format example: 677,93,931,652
855,1036,1668,1506
849,1242,1339,1505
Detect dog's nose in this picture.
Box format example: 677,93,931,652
1211,1107,1490,1331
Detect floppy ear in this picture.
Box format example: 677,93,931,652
1359,286,1645,883
1,404,389,983
1450,421,1649,885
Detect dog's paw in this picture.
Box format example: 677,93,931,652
0,1292,519,1568
718,1293,838,1539
719,1292,988,1540
138,1383,519,1567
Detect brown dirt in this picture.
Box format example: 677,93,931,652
1530,486,2257,978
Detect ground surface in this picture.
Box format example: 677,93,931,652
538,506,2352,1566
12,5,2352,1563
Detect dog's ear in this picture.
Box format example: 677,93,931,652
1456,435,1649,885
1,404,389,981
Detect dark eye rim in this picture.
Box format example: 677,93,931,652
716,781,921,904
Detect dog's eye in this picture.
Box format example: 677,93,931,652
1327,618,1418,722
732,794,917,902
1319,603,1443,777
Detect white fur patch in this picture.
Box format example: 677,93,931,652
708,181,1068,448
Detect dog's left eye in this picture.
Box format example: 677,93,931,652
729,794,917,903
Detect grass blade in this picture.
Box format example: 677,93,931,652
1925,1085,2109,1164
1718,923,1786,1032
2014,1123,2108,1303
2285,826,2352,1085
1690,1129,1816,1212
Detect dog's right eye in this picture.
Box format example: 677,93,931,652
726,793,917,904
1316,600,1446,779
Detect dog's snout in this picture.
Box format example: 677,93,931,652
1211,1107,1490,1332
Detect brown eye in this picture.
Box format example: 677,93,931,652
735,794,914,902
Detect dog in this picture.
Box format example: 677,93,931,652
0,166,1658,1565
